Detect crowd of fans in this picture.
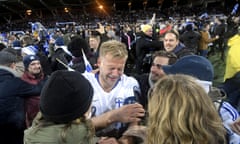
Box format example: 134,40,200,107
1,3,240,144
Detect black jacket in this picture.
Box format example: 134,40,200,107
136,32,163,61
180,30,201,53
134,73,150,109
0,66,45,129
172,43,194,58
50,48,72,72
135,32,163,74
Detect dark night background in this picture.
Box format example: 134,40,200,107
0,0,239,25
0,0,238,15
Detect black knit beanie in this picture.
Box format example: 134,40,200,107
40,70,93,123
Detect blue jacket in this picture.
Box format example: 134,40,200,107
172,42,193,58
0,66,44,129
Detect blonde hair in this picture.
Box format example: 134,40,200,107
99,40,128,60
147,74,226,144
164,29,180,40
141,24,152,33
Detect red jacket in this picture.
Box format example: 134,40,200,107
21,71,44,127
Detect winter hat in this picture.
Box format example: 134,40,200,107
68,36,89,57
23,55,40,69
185,23,194,31
12,40,22,50
40,70,93,123
0,51,17,65
141,24,152,33
55,37,65,46
162,55,214,81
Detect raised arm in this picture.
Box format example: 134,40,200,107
91,103,145,129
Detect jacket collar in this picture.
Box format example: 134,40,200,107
173,42,185,53
0,65,21,77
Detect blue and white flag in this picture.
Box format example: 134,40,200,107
199,12,208,19
56,58,75,71
82,49,93,72
30,22,47,33
231,3,239,15
30,22,49,56
0,33,8,45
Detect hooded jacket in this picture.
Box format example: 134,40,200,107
24,119,93,144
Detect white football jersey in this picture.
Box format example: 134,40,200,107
82,72,140,117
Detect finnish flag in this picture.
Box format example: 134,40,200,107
82,49,93,72
231,3,239,15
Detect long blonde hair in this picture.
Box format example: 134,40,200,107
147,74,226,144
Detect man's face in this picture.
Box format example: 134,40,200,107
98,54,126,91
150,56,169,83
163,33,179,52
144,29,153,37
89,37,100,50
27,60,41,75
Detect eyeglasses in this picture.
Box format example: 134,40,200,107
151,63,162,69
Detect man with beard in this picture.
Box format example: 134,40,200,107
83,40,145,143
21,55,45,127
134,50,177,110
0,51,45,144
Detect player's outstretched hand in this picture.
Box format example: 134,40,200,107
112,103,145,123
230,118,240,135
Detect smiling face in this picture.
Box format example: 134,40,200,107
89,36,100,51
150,56,169,83
97,40,128,92
144,29,153,37
27,60,42,75
98,53,126,92
163,32,179,52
